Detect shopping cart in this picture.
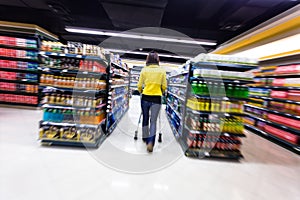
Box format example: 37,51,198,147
134,110,162,143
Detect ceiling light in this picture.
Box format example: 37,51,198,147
105,48,192,59
65,27,217,46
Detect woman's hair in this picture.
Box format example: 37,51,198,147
146,51,160,65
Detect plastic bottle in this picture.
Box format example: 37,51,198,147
191,80,198,94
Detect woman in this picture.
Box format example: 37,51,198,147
137,51,167,153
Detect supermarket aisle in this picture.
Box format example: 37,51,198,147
94,95,183,173
0,105,300,200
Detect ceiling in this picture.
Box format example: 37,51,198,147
0,0,299,62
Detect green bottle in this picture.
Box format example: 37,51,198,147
234,84,240,98
191,80,198,95
227,84,233,97
203,82,208,96
198,81,203,95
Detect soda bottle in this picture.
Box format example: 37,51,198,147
191,80,198,94
203,82,208,96
197,81,203,95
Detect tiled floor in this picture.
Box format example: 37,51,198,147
0,97,299,200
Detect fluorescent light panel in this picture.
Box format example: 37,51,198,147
105,48,192,59
65,27,217,46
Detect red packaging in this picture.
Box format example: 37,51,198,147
268,114,300,130
275,64,300,74
272,78,285,86
270,90,288,99
0,36,5,45
288,90,300,101
265,125,299,145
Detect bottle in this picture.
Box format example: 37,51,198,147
191,80,198,95
43,94,49,104
56,94,61,104
203,82,208,96
197,81,203,95
43,108,49,121
226,84,233,97
49,94,55,104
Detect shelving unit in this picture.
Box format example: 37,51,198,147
246,54,300,153
129,66,143,96
245,124,300,153
106,57,130,135
166,55,257,159
0,34,40,107
38,48,109,148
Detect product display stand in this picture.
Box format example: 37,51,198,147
38,44,109,148
106,59,130,134
0,32,40,107
167,54,257,159
245,54,300,154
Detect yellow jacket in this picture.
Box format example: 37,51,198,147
137,64,167,96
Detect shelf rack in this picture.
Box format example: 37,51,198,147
0,32,40,107
247,54,300,154
245,124,300,154
105,58,130,135
129,66,143,96
166,59,257,160
245,104,300,120
38,50,109,147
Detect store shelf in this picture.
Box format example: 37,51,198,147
111,62,129,72
185,148,243,159
248,95,300,105
191,94,248,101
255,73,300,78
167,91,185,102
39,85,106,95
39,120,104,128
0,67,39,74
245,124,300,154
186,107,245,116
39,67,107,77
192,61,257,72
0,101,38,107
112,72,128,78
0,90,38,96
166,114,181,138
249,85,300,90
168,83,186,88
245,104,300,120
111,84,127,89
40,137,103,148
42,103,106,110
168,71,189,78
39,51,104,61
0,44,38,51
0,55,38,63
111,94,124,101
190,76,253,84
107,107,128,134
245,112,300,136
166,103,182,120
184,125,246,137
0,79,38,85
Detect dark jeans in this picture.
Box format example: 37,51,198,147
141,100,161,145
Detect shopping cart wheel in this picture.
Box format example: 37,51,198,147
158,133,162,143
134,131,138,140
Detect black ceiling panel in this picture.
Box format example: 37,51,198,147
0,0,299,61
0,0,26,7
